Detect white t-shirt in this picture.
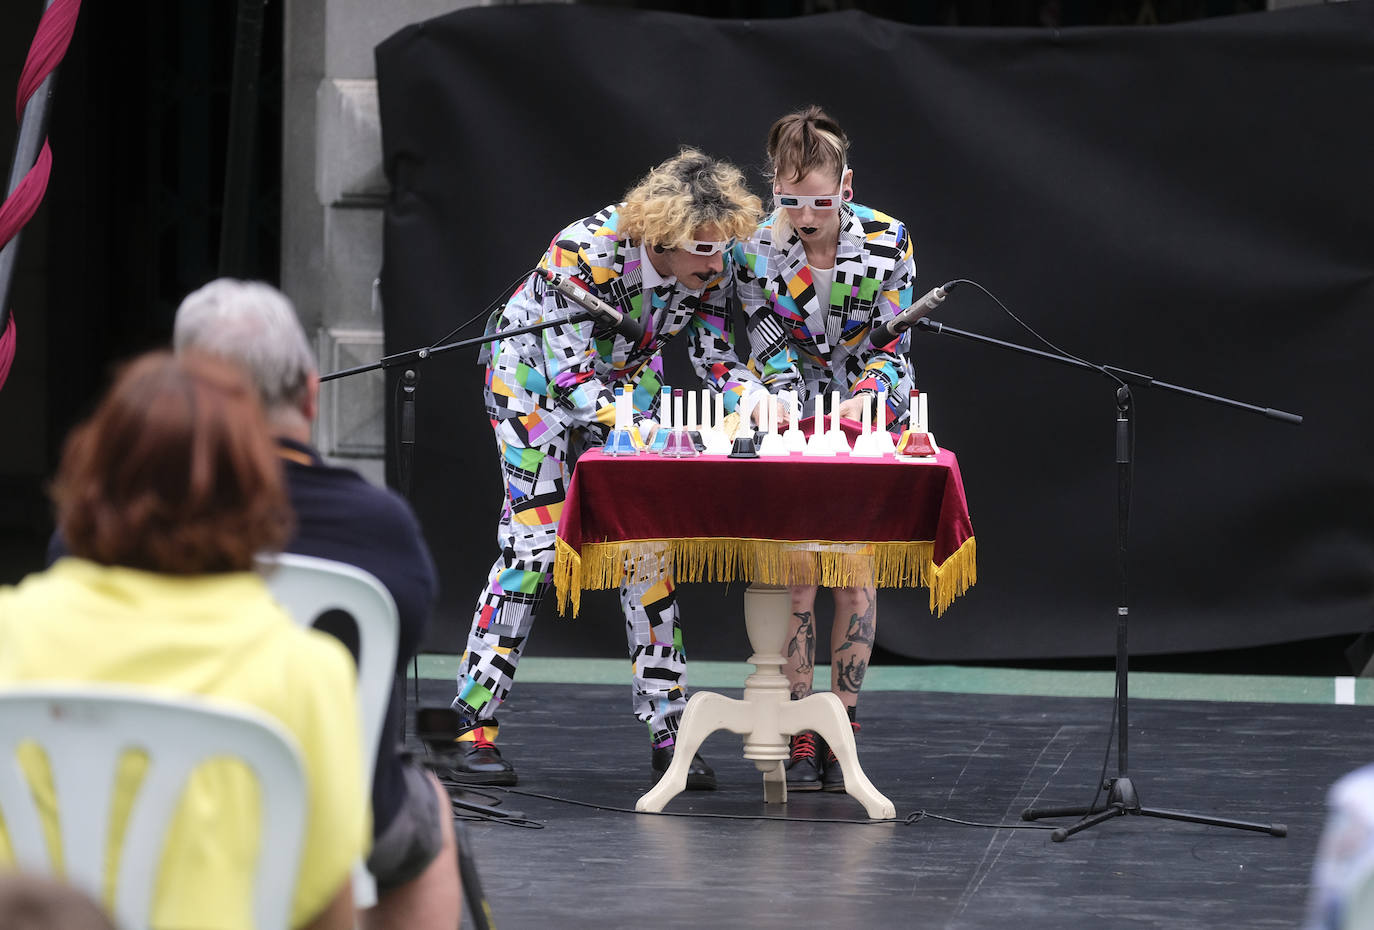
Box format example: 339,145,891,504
810,263,838,344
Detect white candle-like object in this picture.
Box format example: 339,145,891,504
660,387,673,429
685,390,697,431
673,390,684,433
920,392,929,434
831,390,842,435
715,391,727,431
876,390,887,434
860,397,871,436
790,391,802,427
814,394,824,428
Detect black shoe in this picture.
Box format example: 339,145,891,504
823,722,860,793
445,726,517,787
786,731,825,792
651,745,717,791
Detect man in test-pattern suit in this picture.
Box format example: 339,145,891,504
450,147,767,790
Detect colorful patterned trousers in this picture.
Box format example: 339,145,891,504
454,400,690,745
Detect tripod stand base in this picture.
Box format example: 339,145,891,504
1022,777,1287,843
443,785,503,930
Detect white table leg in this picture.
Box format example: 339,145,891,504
779,694,897,820
636,583,895,820
636,691,753,812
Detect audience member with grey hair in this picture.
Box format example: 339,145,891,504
47,278,462,929
173,278,460,930
173,278,318,422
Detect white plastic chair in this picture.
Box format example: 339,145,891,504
260,552,400,910
0,683,306,930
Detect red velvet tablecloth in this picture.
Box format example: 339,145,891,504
553,448,976,617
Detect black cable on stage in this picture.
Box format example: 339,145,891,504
908,810,1055,831
480,785,1057,831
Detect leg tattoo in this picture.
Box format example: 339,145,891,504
787,610,816,700
787,611,816,675
835,655,868,694
836,597,876,653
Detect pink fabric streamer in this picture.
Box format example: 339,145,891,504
15,0,82,122
0,316,15,389
0,0,82,391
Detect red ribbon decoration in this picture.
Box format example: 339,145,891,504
0,0,82,391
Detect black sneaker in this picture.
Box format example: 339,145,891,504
823,722,860,793
445,722,517,787
651,743,717,791
786,730,825,792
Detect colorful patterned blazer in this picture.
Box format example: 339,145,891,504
733,201,917,427
481,204,759,433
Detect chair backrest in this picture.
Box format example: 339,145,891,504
0,683,306,930
259,552,399,909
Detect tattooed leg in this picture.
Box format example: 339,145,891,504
831,586,877,710
785,585,819,700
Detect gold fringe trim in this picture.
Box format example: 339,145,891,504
554,534,977,618
554,536,585,616
928,535,977,617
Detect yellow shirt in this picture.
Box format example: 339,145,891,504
0,558,369,929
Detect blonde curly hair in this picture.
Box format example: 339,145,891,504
618,148,762,249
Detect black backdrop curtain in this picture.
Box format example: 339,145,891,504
375,3,1374,663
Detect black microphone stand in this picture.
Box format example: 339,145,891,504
912,316,1296,842
321,310,603,497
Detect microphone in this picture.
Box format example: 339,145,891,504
869,281,958,349
535,269,645,342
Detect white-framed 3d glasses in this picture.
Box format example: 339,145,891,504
774,192,842,211
678,238,732,255
774,166,849,212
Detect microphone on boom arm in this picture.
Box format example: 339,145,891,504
869,281,959,349
535,268,645,342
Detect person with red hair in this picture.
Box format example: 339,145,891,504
0,351,366,930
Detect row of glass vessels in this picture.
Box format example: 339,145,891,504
601,385,938,460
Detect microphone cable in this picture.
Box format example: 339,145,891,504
385,264,545,497
937,277,1128,393
476,784,1059,832
423,265,544,350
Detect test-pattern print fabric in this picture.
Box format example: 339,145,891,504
734,202,917,431
458,204,758,742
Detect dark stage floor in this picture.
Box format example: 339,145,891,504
407,676,1362,930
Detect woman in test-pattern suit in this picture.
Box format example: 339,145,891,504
733,105,920,795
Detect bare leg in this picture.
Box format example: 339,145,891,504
361,773,462,930
784,585,819,701
829,586,876,712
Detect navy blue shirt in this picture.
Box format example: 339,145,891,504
276,438,438,834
